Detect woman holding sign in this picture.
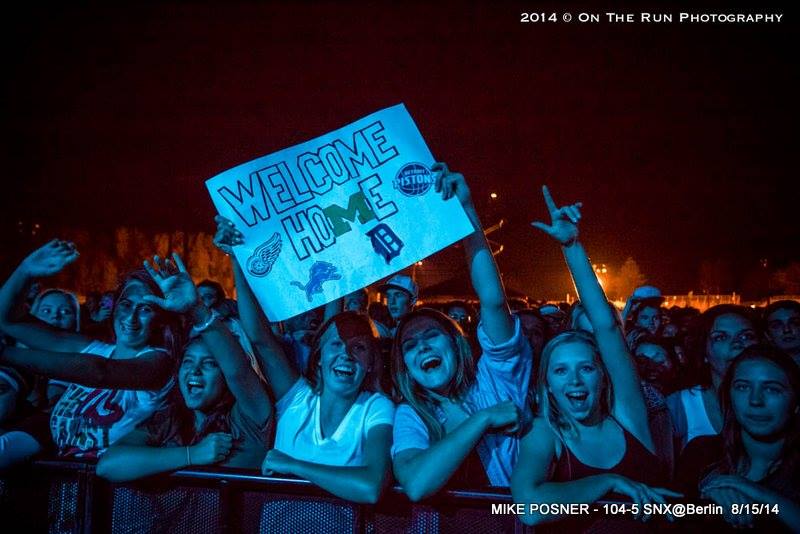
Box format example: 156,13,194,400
389,163,533,500
213,217,395,504
511,187,679,528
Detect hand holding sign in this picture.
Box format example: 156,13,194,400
206,104,474,320
433,162,472,207
213,215,244,255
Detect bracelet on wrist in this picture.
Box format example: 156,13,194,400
190,309,220,336
561,236,578,247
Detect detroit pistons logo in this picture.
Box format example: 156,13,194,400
393,163,435,197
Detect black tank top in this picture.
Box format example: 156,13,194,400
553,421,668,500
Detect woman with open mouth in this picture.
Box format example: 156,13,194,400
96,254,273,480
0,240,181,465
390,163,533,501
698,344,800,530
213,216,395,504
512,186,680,528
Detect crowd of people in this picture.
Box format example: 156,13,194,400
1,166,799,531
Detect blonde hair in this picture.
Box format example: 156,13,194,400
30,288,81,332
391,309,474,442
536,330,613,440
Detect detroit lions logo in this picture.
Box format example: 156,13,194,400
291,261,342,302
247,232,282,277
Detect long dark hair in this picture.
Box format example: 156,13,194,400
146,340,236,446
678,304,756,390
717,345,800,487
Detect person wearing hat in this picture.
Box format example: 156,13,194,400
375,274,418,338
538,303,567,337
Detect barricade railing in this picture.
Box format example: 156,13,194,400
1,459,528,534
2,460,724,533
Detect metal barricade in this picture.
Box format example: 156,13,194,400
1,460,527,534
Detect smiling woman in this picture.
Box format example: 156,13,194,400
389,163,533,501
96,256,273,481
512,186,679,528
213,215,395,504
0,241,182,467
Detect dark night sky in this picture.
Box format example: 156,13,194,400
1,2,797,299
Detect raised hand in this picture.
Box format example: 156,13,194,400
213,215,244,255
142,252,198,313
20,239,80,277
530,185,583,246
433,162,472,207
188,432,233,465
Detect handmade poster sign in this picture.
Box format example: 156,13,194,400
206,104,474,320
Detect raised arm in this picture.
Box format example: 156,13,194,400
97,427,233,482
531,186,652,450
0,240,89,352
262,424,392,504
393,401,520,501
433,163,514,344
213,216,298,400
142,253,272,427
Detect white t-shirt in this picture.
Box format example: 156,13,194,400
666,386,717,449
274,378,395,466
49,341,173,458
391,316,532,486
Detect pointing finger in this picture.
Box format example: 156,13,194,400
541,185,558,214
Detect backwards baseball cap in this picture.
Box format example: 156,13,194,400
631,285,665,304
538,304,563,316
378,274,418,304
